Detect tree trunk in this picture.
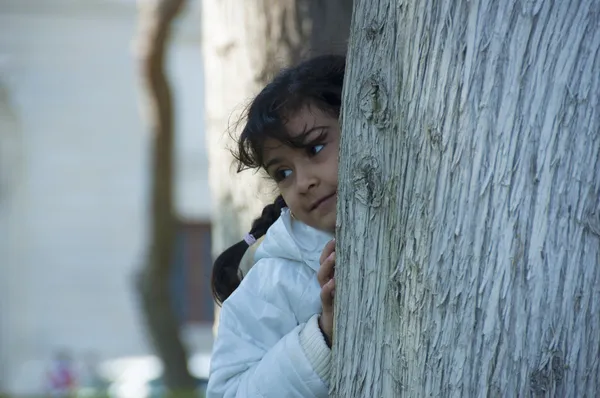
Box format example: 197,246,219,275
0,79,22,393
202,0,353,329
333,1,600,397
134,0,197,393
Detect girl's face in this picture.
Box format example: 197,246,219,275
262,106,340,233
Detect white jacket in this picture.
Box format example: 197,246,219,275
207,208,334,398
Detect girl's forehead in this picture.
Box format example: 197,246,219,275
257,105,340,168
285,106,335,135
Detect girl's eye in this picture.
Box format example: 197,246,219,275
274,169,293,182
309,144,325,156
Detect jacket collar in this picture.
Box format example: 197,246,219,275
254,208,334,272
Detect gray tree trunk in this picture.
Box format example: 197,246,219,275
333,0,600,397
135,0,197,393
202,0,352,329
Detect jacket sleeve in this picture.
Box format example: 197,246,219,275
206,263,331,398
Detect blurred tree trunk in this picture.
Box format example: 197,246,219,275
332,0,600,396
0,80,23,390
135,0,197,393
201,0,353,330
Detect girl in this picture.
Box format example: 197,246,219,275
207,55,344,398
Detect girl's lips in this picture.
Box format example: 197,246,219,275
311,193,337,211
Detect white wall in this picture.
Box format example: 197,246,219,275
0,0,208,394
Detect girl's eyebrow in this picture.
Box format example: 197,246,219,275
300,124,329,137
264,124,330,170
291,124,329,146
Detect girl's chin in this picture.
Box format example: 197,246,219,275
301,213,336,233
319,213,337,233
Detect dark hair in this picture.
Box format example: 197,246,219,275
211,55,346,305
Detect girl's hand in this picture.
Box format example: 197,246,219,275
317,239,336,347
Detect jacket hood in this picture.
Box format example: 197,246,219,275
254,208,334,272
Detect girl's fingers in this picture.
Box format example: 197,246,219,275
317,252,336,287
319,238,336,265
320,278,336,310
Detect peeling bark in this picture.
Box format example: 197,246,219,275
333,0,600,396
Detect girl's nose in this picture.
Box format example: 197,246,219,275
295,166,318,193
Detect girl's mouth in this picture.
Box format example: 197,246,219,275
310,193,337,211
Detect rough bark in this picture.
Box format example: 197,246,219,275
202,0,352,330
134,0,197,392
333,1,600,397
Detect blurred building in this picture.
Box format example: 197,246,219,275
0,0,212,395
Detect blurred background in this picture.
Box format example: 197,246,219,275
0,0,351,396
0,0,211,396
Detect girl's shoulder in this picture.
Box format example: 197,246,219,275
229,256,319,322
243,255,315,300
